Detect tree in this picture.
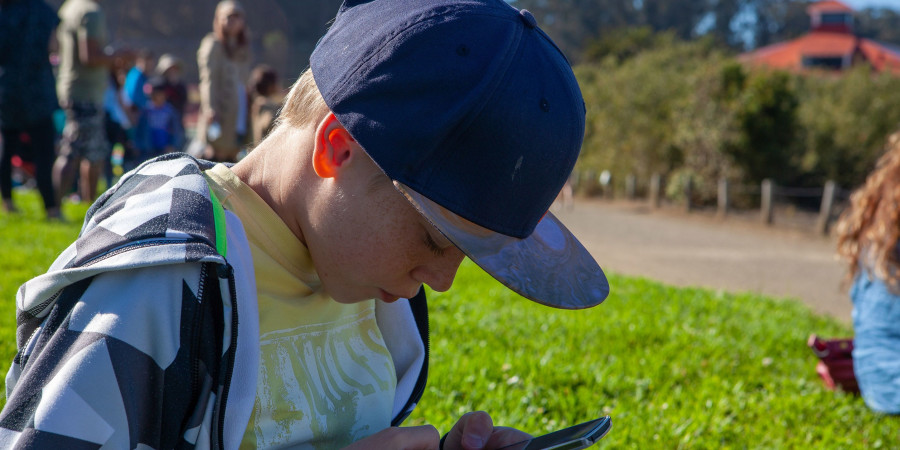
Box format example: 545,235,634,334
583,27,669,64
750,0,811,49
725,70,800,185
856,8,900,45
639,0,709,41
510,0,640,62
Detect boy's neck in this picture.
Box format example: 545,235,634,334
231,125,315,246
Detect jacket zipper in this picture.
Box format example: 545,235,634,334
215,263,239,449
189,264,211,414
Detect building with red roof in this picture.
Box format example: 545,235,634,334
740,0,900,74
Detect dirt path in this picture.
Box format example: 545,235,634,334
554,198,851,323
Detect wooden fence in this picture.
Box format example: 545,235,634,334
573,171,849,235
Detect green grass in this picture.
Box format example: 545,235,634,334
409,268,899,448
0,190,89,384
1,190,896,447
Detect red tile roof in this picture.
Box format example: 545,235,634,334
740,32,854,69
739,31,900,74
858,40,900,73
807,1,854,14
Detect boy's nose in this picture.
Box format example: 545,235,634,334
414,247,465,292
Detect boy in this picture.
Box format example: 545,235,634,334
134,81,184,165
123,49,156,112
152,53,188,120
0,0,609,448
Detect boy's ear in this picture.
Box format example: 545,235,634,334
312,113,357,178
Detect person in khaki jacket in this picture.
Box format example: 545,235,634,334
197,0,251,162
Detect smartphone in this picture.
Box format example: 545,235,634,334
497,416,612,450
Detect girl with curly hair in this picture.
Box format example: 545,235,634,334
835,132,900,414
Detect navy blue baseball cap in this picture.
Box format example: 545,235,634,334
311,0,609,309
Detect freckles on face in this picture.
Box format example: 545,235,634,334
311,180,462,304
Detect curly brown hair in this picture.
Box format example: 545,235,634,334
835,131,900,293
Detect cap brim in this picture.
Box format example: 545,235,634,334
395,182,609,309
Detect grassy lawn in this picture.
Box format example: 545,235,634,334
1,189,896,447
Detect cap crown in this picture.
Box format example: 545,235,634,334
311,0,585,238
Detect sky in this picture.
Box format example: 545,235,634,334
842,0,900,11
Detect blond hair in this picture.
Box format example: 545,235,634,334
836,131,900,292
277,68,331,130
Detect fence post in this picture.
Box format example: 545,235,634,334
760,179,774,225
599,170,612,199
684,176,693,212
717,178,729,218
817,180,837,235
649,173,661,209
570,170,581,194
584,170,597,196
625,174,636,200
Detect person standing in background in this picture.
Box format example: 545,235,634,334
53,0,132,204
152,53,188,122
197,0,252,163
134,81,183,163
103,65,135,182
122,49,155,113
0,0,62,220
247,64,281,149
835,132,900,415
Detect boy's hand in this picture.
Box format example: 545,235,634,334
444,411,531,450
342,425,440,450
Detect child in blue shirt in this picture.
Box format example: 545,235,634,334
134,82,183,165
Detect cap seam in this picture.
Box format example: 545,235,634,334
420,24,532,238
410,11,523,187
325,6,520,108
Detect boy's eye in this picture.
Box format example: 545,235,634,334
423,232,445,257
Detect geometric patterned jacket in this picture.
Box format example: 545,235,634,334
0,154,430,449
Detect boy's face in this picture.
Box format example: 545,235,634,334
302,146,466,304
151,90,166,106
164,67,181,82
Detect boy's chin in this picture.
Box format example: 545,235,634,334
321,287,369,305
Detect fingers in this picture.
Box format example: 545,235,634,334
342,425,440,450
394,425,441,450
446,411,494,450
484,426,532,449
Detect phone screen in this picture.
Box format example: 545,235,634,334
497,416,612,450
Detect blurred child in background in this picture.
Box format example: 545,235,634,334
248,64,281,148
123,49,155,112
103,66,135,181
134,80,183,165
152,53,188,122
